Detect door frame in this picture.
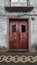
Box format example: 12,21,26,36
8,19,29,52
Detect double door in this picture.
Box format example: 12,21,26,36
9,19,28,49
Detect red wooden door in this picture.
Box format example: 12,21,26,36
9,19,28,49
19,20,28,49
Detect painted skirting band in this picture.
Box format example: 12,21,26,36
0,55,37,63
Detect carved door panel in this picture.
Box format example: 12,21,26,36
19,20,28,49
9,21,19,49
9,19,28,49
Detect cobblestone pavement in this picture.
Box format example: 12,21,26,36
0,51,37,65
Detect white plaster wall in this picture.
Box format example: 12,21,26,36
30,16,37,50
4,0,10,7
0,0,4,7
0,17,8,48
30,0,37,6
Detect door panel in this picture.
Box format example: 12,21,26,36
9,19,28,49
9,21,19,49
19,21,28,49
